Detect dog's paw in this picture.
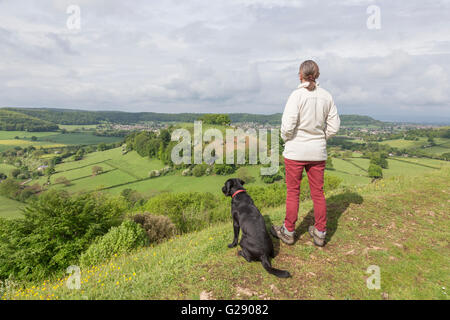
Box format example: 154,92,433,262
228,242,237,248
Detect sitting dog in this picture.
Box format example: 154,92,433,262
222,178,291,278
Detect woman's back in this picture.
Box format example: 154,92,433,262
281,82,340,161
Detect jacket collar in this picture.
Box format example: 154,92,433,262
298,80,319,89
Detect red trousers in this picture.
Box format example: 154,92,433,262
284,158,327,232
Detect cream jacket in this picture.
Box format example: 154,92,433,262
281,82,340,161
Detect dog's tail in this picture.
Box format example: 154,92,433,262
260,254,291,278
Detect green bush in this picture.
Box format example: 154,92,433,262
248,173,342,208
0,191,127,280
131,213,176,243
213,164,235,175
192,164,208,177
368,164,383,179
80,220,148,267
142,192,229,233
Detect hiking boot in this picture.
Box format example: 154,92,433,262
308,226,326,247
271,225,295,245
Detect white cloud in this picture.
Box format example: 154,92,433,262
0,0,449,122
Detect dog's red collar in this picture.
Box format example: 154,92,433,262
232,189,246,198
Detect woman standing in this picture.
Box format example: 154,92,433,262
271,60,340,247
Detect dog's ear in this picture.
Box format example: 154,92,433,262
222,179,233,196
238,179,245,186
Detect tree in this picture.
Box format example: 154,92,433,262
368,164,383,179
325,157,334,170
92,166,103,176
370,152,388,169
97,143,107,151
31,136,37,141
55,176,71,187
192,164,208,177
0,191,126,280
0,172,7,180
198,114,231,125
11,168,21,178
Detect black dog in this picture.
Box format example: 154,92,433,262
222,178,291,278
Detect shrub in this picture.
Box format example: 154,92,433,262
142,192,229,233
192,164,208,177
213,164,235,175
131,213,176,243
259,164,283,184
0,179,21,199
11,169,21,178
120,189,144,208
80,220,148,267
326,157,334,170
0,191,127,280
16,173,30,180
261,173,283,184
368,164,383,179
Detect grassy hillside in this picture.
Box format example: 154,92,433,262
0,195,23,219
0,110,59,132
3,166,449,300
27,146,448,196
3,108,389,127
0,130,122,152
380,137,450,155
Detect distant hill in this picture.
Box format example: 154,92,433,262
0,109,59,132
2,107,388,127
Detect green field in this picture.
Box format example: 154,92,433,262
34,132,122,146
0,195,23,219
380,137,450,155
22,145,450,198
0,130,123,153
5,167,449,300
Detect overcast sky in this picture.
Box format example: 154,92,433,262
1,0,450,123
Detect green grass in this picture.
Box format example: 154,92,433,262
0,130,122,152
4,167,449,300
379,138,427,149
58,124,98,131
0,131,60,140
0,195,23,219
24,145,450,196
35,132,122,145
380,137,450,155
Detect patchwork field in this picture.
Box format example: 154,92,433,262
380,137,450,155
22,145,450,198
0,130,123,152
